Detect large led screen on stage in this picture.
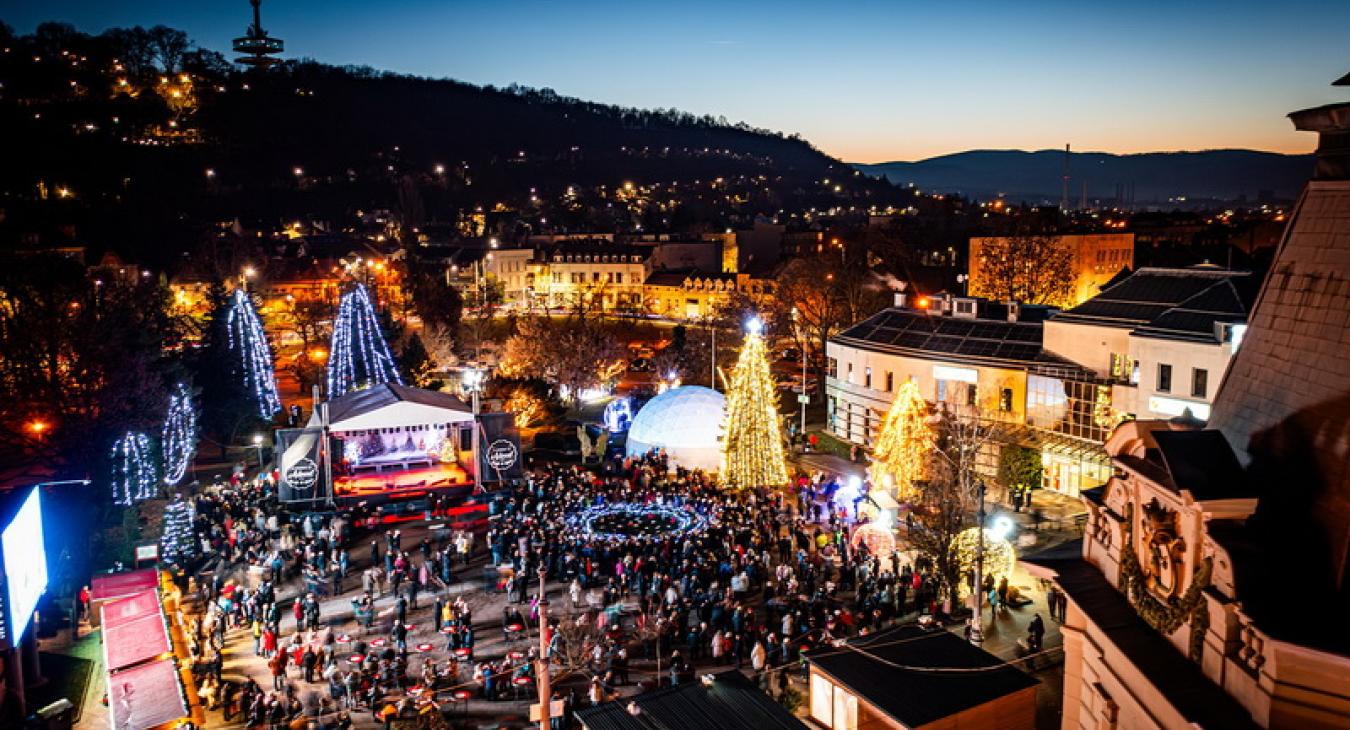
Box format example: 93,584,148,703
2,487,48,641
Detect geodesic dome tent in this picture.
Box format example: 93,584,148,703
625,385,726,472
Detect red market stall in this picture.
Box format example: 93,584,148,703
90,568,159,627
106,659,190,730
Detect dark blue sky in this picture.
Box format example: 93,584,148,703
6,0,1347,161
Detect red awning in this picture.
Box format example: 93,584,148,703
107,659,187,730
91,568,158,602
106,613,170,672
100,589,160,629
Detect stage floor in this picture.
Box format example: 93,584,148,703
334,462,470,498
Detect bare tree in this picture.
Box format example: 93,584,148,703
969,234,1075,307
906,406,1002,604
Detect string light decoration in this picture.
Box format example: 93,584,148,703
226,289,281,418
161,383,197,486
326,283,402,398
720,316,789,489
868,380,934,502
159,496,197,563
110,431,158,506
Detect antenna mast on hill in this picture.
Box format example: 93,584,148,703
1061,143,1071,212
233,0,285,68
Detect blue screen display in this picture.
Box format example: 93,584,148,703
3,487,48,641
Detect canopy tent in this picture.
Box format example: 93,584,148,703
107,659,189,730
105,613,171,672
100,588,160,628
91,568,158,602
314,383,475,433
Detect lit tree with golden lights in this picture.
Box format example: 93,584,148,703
720,316,790,489
868,380,933,501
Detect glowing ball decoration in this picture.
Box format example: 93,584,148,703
850,522,897,557
625,386,725,472
953,527,1017,593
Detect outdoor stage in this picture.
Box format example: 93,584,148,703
333,462,470,498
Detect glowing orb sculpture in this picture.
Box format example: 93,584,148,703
851,522,897,557
625,385,725,472
954,527,1017,589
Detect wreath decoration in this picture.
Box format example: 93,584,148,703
1118,502,1212,662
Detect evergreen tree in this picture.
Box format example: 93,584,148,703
327,283,402,397
868,380,934,502
720,317,789,489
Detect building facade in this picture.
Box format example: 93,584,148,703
1043,267,1253,422
826,292,1117,497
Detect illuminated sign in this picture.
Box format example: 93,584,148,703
284,458,319,491
932,365,978,384
486,439,519,471
1148,396,1211,421
1,487,48,643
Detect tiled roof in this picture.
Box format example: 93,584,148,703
1053,267,1253,342
805,624,1037,728
643,268,738,288
833,307,1091,376
575,671,806,730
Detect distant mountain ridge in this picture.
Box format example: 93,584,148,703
854,149,1314,204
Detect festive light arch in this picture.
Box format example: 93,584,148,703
111,431,157,506
161,383,197,486
720,316,790,488
226,289,281,418
326,283,402,398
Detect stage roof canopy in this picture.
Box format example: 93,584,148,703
323,383,474,432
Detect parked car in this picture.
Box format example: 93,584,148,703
629,357,652,372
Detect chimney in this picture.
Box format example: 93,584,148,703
1006,301,1021,322
893,291,906,308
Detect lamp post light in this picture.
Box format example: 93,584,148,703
252,433,266,470
970,479,987,646
463,368,484,487
536,565,552,729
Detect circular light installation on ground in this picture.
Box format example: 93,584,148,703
566,502,710,540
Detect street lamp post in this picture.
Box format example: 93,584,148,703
252,433,266,471
463,368,484,489
536,566,552,730
970,479,987,646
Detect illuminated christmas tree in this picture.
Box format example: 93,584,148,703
327,283,403,397
720,316,789,489
160,496,197,563
868,380,932,501
161,382,198,486
111,431,158,506
226,289,281,418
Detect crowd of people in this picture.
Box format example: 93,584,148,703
158,447,1029,729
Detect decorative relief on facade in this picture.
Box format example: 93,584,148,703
1120,501,1213,662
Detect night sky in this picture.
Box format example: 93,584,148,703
5,0,1347,162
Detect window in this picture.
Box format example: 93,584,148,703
967,383,978,406
1000,388,1013,412
864,368,872,389
810,674,858,730
1158,363,1172,393
885,372,894,392
1192,368,1208,398
552,272,562,284
828,358,838,379
614,273,623,284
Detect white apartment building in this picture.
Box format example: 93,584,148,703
1043,267,1254,422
